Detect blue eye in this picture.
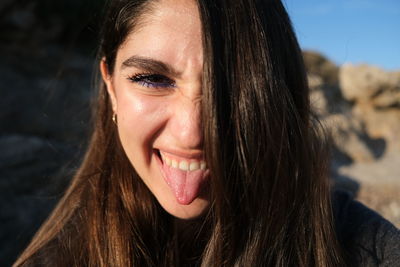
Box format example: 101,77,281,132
128,73,176,88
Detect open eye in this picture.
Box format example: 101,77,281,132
128,73,176,89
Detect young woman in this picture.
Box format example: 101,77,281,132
14,0,400,266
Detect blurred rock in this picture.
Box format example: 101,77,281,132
338,151,400,227
340,63,400,103
305,53,400,228
305,54,400,162
0,135,73,194
0,1,105,49
0,0,13,11
353,104,400,152
305,52,347,116
338,63,400,153
310,88,328,116
303,50,339,86
0,1,105,265
0,43,93,265
0,44,93,143
0,134,76,265
6,2,36,31
324,114,375,163
307,73,324,89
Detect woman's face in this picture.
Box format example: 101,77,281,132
101,0,210,219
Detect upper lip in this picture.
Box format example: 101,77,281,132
155,148,204,160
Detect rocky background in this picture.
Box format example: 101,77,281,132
0,1,399,266
305,51,400,230
0,1,104,266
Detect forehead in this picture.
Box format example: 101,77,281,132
116,0,203,75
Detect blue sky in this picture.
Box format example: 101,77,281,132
283,0,400,70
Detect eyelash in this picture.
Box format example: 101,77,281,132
127,73,176,89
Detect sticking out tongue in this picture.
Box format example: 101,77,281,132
160,159,208,205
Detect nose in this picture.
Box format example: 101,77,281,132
168,93,203,150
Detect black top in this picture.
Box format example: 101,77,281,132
333,190,400,267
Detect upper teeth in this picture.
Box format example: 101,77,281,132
160,152,206,171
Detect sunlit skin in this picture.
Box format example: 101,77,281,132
100,0,210,219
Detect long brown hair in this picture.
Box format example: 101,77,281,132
15,0,348,266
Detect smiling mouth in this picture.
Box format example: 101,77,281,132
157,150,207,171
155,149,209,205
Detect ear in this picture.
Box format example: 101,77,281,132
100,59,117,113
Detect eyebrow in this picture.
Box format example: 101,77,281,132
121,55,181,78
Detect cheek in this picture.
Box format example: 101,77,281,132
116,87,167,158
